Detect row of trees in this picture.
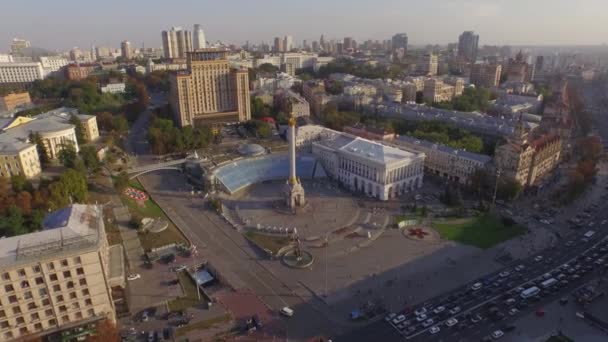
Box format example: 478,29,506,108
0,169,88,237
407,121,484,153
561,136,602,202
316,59,404,80
431,87,493,113
148,116,214,155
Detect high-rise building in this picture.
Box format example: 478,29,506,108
391,33,408,52
284,35,293,52
0,204,117,341
343,37,354,50
120,41,132,60
470,63,502,87
312,41,320,52
162,27,193,59
319,35,326,51
506,51,531,83
193,24,207,49
273,37,284,52
417,54,438,76
458,31,479,62
69,47,82,61
169,49,251,127
10,38,31,55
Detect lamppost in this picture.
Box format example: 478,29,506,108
324,234,329,298
492,168,502,208
191,245,200,301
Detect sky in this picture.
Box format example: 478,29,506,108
2,0,608,52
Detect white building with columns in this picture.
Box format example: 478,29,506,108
293,126,425,200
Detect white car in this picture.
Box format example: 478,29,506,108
449,306,461,315
392,315,406,325
416,314,428,322
433,306,445,314
385,313,396,322
499,271,510,278
280,307,294,317
492,330,505,339
127,274,141,281
173,265,187,272
508,308,519,316
422,319,434,328
515,265,525,272
429,326,440,334
415,307,428,316
445,318,458,327
471,282,483,291
534,255,544,262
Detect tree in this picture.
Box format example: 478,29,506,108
97,112,114,132
69,114,87,144
258,63,279,74
58,142,78,169
29,132,50,167
415,91,424,104
79,145,100,172
48,169,88,209
87,319,120,342
15,191,32,215
0,206,26,237
112,116,129,136
11,174,32,193
497,178,522,200
114,171,130,191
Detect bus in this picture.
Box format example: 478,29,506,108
520,286,541,299
541,278,558,289
584,231,596,239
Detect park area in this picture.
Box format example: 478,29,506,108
244,231,291,255
431,213,527,249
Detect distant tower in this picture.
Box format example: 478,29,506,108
193,24,207,49
121,40,132,60
284,115,305,208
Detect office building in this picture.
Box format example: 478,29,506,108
470,63,502,88
169,49,251,127
284,36,293,52
417,54,438,76
274,89,310,118
39,56,69,74
0,92,32,112
458,31,479,62
495,122,562,188
162,27,193,59
302,80,331,117
391,33,408,52
273,37,284,53
506,51,531,83
0,204,116,341
10,38,31,55
120,41,132,60
0,63,44,84
395,135,491,185
423,77,464,103
193,24,207,49
64,63,98,81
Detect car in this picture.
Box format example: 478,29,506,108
392,315,406,325
433,306,446,314
491,330,505,339
416,314,428,322
534,255,544,262
147,331,155,342
280,307,294,317
471,314,483,323
141,311,149,322
565,241,574,247
449,306,461,315
385,313,397,322
508,308,519,316
405,326,416,335
127,274,141,281
415,307,428,316
504,298,516,306
173,265,187,272
429,326,440,334
446,318,459,327
559,297,569,305
422,319,434,328
471,282,483,291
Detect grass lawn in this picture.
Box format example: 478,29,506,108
546,335,574,342
168,271,205,312
245,231,291,255
117,178,188,250
432,213,527,249
175,314,231,337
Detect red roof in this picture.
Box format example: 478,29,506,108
530,134,560,149
260,117,275,124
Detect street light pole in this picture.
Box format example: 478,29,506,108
492,168,502,208
192,245,200,301
324,234,328,297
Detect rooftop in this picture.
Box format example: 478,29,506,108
340,137,421,165
0,204,103,267
397,135,492,164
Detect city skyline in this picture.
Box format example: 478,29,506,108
2,0,608,51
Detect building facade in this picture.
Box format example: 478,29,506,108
274,90,310,118
39,56,69,75
417,54,438,76
0,92,31,112
193,24,207,50
470,63,502,88
64,63,98,81
423,77,464,103
0,63,44,84
120,41,132,60
0,204,115,341
169,49,251,127
162,27,193,59
458,31,479,62
395,135,491,185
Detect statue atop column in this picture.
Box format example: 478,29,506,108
283,114,306,209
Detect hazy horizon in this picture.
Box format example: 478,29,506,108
2,0,608,52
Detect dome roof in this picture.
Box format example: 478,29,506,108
238,143,266,157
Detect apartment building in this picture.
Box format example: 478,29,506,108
39,56,69,74
0,204,115,341
423,77,464,103
470,63,502,88
395,135,492,185
169,49,251,127
417,54,438,76
0,92,32,112
162,27,193,59
273,89,310,118
302,80,331,117
0,63,45,84
64,63,98,81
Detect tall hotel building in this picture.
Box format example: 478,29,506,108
169,49,251,127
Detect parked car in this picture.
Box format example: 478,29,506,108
280,307,294,317
127,274,141,281
491,330,504,339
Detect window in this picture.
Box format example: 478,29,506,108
61,259,68,267
79,279,87,286
52,284,61,292
73,257,81,264
85,299,92,306
39,288,48,297
23,292,32,300
71,302,79,309
82,289,89,296
20,281,29,289
56,295,64,302
1,273,9,281
35,277,44,285
61,315,69,323
69,292,77,299
32,265,41,273
16,317,25,324
12,306,21,314
34,323,42,331
49,274,58,282
63,271,71,279
0,310,4,318
19,327,28,335
47,262,55,270
4,284,14,292
48,319,57,326
67,281,74,289
8,295,17,303
27,302,36,310
42,299,50,306
75,312,83,319
87,309,94,317
30,312,39,321
17,269,26,277
0,321,8,329
45,309,53,317
76,268,84,276
4,332,13,340
59,305,67,313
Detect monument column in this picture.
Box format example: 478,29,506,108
284,115,306,209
